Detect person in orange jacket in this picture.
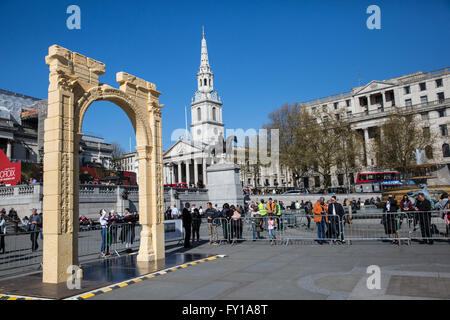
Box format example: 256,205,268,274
313,197,328,244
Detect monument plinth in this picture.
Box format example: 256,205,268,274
206,162,244,208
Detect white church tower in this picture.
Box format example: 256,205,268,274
190,27,224,144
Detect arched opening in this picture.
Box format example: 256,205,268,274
199,79,202,87
204,78,207,86
197,107,201,121
212,107,216,121
77,100,140,259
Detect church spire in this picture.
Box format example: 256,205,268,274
200,26,210,71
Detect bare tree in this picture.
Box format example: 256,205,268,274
110,142,125,170
374,113,436,170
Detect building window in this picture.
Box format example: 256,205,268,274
419,82,426,91
443,144,450,158
423,127,430,138
420,95,428,104
347,111,352,117
337,174,344,186
368,127,378,139
334,102,338,110
335,114,340,120
204,79,207,86
311,107,316,113
437,92,445,103
197,107,201,121
199,79,202,87
323,115,329,122
421,112,429,120
405,99,412,107
440,124,448,136
436,78,443,88
209,79,211,87
212,107,216,121
314,176,320,188
425,145,433,159
404,86,410,94
438,109,446,118
346,99,350,107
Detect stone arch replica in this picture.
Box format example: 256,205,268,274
43,45,165,283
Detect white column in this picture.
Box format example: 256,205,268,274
171,164,175,184
363,128,370,167
177,162,182,183
202,160,207,186
186,161,190,187
194,158,198,187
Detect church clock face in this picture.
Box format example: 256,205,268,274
211,91,217,100
195,92,202,101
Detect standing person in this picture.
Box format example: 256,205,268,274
266,198,275,216
121,208,135,252
165,206,172,220
313,197,328,244
99,209,109,257
191,208,202,243
274,199,282,231
295,200,301,212
258,199,267,230
304,201,313,229
383,195,399,245
28,209,41,251
205,202,218,245
8,208,19,233
0,213,6,254
327,196,345,243
221,203,233,243
414,193,433,245
268,216,276,245
231,206,242,242
38,212,43,240
443,194,450,236
171,205,179,219
400,194,413,228
344,199,353,226
181,203,192,248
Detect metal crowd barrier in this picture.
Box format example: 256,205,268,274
0,230,43,274
206,211,449,245
105,223,141,257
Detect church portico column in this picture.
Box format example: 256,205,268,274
202,159,207,185
186,160,190,186
194,158,199,187
177,161,182,183
363,128,370,167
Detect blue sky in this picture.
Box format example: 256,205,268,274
0,0,449,151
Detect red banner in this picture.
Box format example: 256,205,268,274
0,150,21,185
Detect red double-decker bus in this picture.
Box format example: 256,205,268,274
356,172,401,184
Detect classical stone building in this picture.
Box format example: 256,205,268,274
0,89,115,169
291,67,450,190
0,89,42,162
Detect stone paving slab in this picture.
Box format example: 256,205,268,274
90,242,450,300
